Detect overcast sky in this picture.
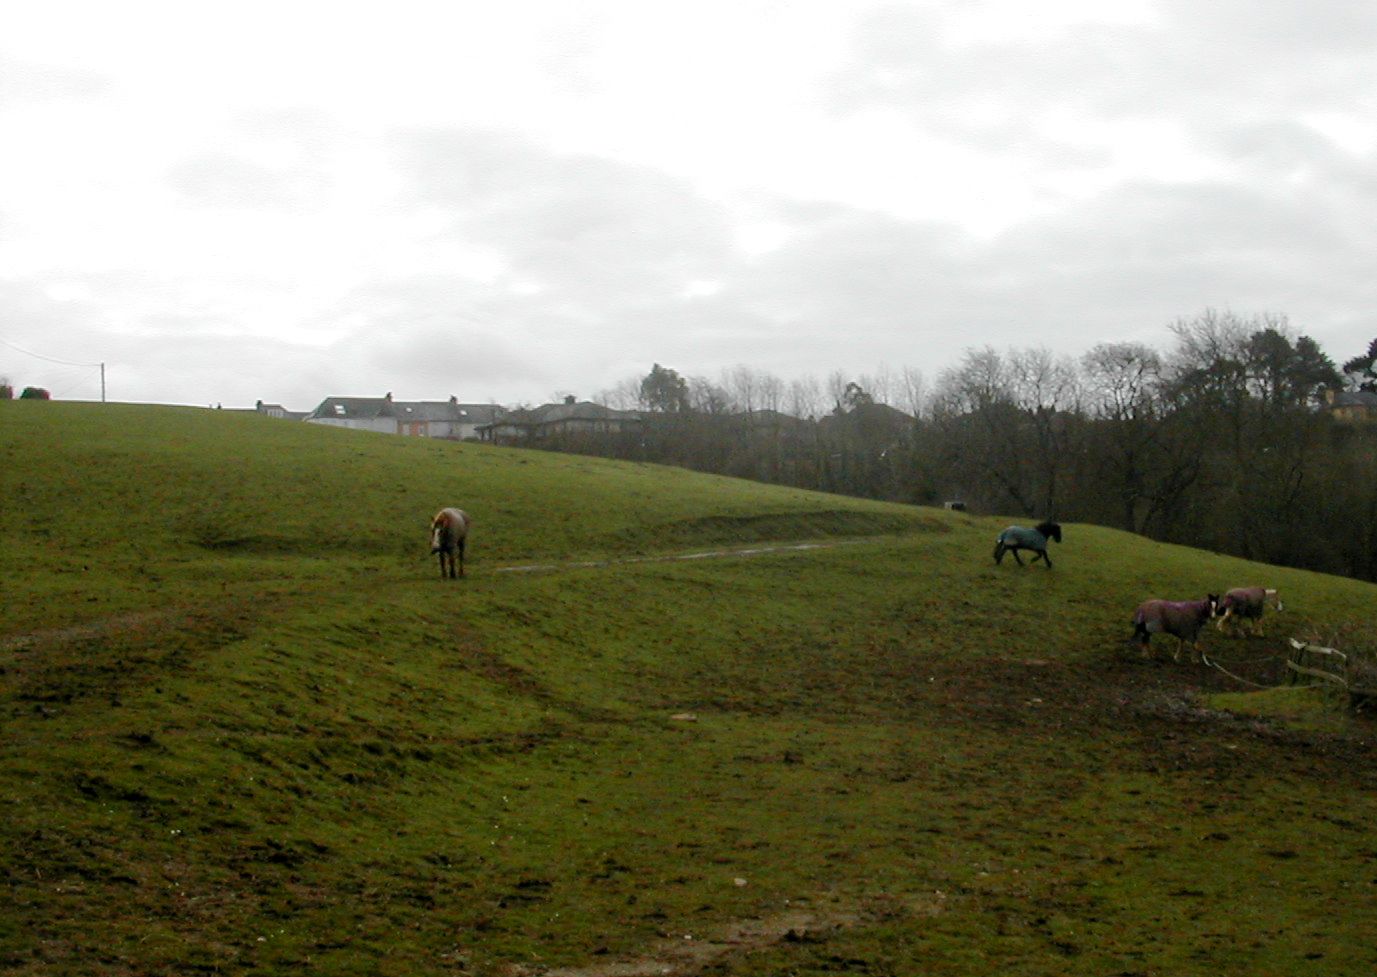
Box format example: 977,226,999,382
2,0,1375,410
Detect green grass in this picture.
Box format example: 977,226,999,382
3,402,1376,976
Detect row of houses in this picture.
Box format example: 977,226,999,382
254,393,645,444
255,387,1377,444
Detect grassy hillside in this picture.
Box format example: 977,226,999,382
2,402,1375,976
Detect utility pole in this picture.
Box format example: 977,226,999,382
101,363,106,402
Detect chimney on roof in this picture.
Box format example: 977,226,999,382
449,395,457,405
384,391,393,401
564,394,576,405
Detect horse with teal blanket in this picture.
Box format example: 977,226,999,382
993,521,1062,568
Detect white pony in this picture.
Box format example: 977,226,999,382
430,508,471,579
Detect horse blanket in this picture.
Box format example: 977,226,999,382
1133,596,1218,661
997,526,1050,550
1219,587,1278,620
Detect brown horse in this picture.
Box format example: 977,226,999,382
430,508,470,579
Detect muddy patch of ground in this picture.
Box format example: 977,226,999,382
509,893,945,977
934,641,1377,785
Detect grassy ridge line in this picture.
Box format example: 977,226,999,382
0,402,939,635
0,401,935,557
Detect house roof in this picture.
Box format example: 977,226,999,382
308,397,503,424
480,401,640,429
817,402,915,431
733,409,809,428
1327,390,1377,409
448,403,504,425
309,396,399,421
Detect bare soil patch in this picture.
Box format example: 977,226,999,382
510,893,945,977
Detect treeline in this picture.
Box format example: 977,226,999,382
555,311,1377,582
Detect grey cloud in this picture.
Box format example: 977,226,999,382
1160,0,1377,53
830,3,1376,155
973,176,1377,359
311,275,549,392
349,324,548,396
393,128,734,302
0,59,107,103
378,121,1375,395
167,153,329,211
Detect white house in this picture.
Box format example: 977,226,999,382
306,394,501,438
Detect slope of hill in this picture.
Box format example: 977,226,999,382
2,403,1375,976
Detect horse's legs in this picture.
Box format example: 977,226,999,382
458,537,466,578
438,552,449,579
1039,549,1052,568
1133,624,1152,659
1012,549,1025,566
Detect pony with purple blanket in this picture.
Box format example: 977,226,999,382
1216,587,1282,637
1131,595,1220,662
993,521,1062,568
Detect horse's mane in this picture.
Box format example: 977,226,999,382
1035,520,1062,543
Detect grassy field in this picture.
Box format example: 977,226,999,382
2,401,1375,976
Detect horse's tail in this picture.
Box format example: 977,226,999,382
993,540,1005,564
1131,612,1148,645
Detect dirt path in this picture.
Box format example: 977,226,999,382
509,893,945,977
0,609,183,653
1,540,873,652
492,539,867,576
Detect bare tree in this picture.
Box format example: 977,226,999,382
758,371,786,414
688,376,731,414
856,364,897,406
930,348,1036,513
787,375,826,419
1080,343,1178,532
898,365,927,420
595,377,642,410
722,365,759,414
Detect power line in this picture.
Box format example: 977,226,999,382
1,336,106,401
0,336,102,368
